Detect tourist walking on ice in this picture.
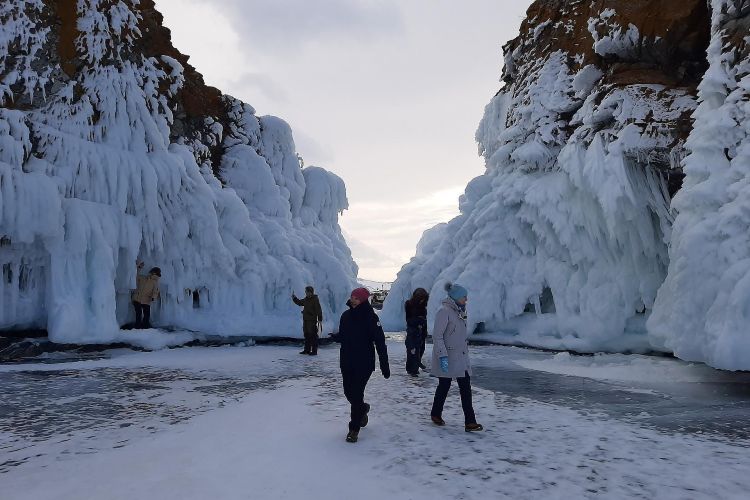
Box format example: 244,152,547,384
338,287,390,443
292,286,323,355
430,283,483,432
132,261,161,329
404,287,429,376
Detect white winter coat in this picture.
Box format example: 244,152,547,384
430,298,471,378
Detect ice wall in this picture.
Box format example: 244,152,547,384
648,0,750,370
382,0,709,355
0,0,357,342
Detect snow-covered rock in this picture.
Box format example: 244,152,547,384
0,0,357,342
648,0,750,370
383,1,745,364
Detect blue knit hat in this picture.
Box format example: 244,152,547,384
445,282,468,301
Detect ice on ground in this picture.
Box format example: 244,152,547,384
115,329,200,350
2,341,749,500
513,351,741,384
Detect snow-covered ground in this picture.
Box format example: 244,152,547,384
2,339,749,499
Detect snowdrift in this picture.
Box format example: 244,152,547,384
0,0,357,342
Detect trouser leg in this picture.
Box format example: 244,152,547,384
405,330,419,374
405,346,419,374
342,371,371,432
142,304,151,329
302,331,310,353
457,372,476,424
303,321,317,353
310,327,318,354
133,302,143,329
431,377,452,417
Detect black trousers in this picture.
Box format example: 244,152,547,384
342,369,372,432
133,302,151,329
431,371,477,424
303,320,319,354
405,324,425,374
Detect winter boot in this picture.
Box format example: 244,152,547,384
346,430,359,443
360,403,371,428
431,416,445,426
465,423,483,432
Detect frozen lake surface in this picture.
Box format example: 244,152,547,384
1,337,749,499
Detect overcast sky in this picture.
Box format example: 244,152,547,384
155,0,532,281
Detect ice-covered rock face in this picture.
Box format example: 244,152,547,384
382,0,714,355
0,0,357,342
649,0,750,370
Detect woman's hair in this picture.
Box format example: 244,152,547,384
411,287,429,300
444,282,453,292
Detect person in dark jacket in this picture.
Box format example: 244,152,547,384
292,286,323,355
338,287,390,443
404,287,429,376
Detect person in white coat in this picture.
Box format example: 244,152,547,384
430,283,483,432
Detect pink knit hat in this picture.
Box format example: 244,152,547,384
351,287,371,302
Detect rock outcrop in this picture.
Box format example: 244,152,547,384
383,0,750,370
0,0,357,342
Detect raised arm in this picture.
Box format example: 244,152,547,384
292,294,304,307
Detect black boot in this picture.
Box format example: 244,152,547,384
346,430,359,443
360,403,370,428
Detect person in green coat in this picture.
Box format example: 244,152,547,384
293,286,323,355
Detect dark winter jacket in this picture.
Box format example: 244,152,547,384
338,301,389,375
404,298,428,328
293,294,323,322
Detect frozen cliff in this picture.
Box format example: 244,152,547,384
383,0,750,370
648,0,750,370
0,0,357,343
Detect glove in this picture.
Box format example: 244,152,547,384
440,356,449,373
381,363,391,379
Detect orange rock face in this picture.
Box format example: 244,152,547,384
499,0,712,196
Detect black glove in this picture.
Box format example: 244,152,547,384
381,363,391,379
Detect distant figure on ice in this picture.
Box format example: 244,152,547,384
404,288,429,376
430,283,483,432
132,261,161,329
292,286,323,355
338,287,390,443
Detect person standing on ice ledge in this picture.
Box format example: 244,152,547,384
404,288,429,376
337,287,390,443
430,283,483,432
132,261,161,329
292,286,323,355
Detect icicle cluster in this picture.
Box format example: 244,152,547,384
649,0,750,370
0,0,357,342
382,0,712,358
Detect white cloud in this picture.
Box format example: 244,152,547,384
154,0,532,281
341,186,464,281
179,0,404,54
